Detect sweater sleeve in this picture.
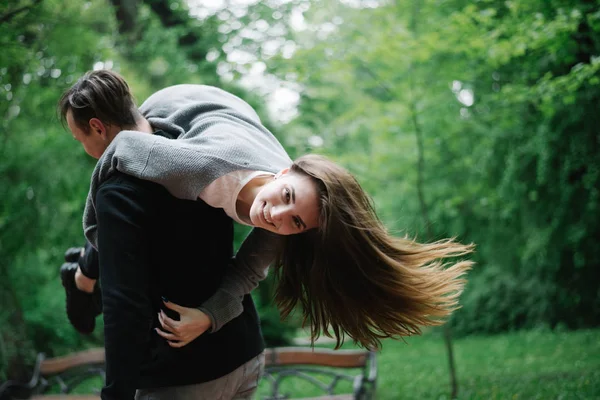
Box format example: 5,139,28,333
197,228,283,332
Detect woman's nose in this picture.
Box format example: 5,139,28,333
271,205,288,221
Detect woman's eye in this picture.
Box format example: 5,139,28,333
284,188,291,202
293,217,301,228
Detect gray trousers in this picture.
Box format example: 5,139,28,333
135,352,265,400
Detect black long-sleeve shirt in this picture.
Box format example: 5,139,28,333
95,172,264,399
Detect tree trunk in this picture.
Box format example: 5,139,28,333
109,0,139,34
408,1,459,397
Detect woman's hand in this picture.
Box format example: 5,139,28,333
155,298,212,348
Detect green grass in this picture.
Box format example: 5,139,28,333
50,329,600,399
258,329,600,400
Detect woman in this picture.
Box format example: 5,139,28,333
61,70,473,350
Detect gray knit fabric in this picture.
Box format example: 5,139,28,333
198,228,284,332
83,84,291,331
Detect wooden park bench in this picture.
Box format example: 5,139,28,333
262,347,376,400
0,348,105,400
0,347,376,400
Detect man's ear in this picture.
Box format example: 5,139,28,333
89,118,108,139
274,168,290,179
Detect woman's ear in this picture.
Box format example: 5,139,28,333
274,168,290,179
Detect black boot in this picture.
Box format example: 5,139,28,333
64,247,84,263
60,262,102,334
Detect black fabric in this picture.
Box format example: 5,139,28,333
79,240,99,279
95,172,264,400
80,132,174,283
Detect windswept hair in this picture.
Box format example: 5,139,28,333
274,154,474,350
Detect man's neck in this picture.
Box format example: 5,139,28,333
112,118,153,138
132,117,154,134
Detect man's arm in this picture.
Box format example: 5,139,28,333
96,177,155,399
198,228,283,332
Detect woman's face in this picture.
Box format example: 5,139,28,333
249,170,320,235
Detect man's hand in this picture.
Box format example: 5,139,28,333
156,299,212,348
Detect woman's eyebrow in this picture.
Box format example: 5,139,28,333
291,185,309,229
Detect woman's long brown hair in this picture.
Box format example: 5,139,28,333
274,154,474,350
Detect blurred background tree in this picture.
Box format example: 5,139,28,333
1,0,598,392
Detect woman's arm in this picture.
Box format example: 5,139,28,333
199,228,283,332
156,228,283,343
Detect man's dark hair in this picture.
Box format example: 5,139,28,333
58,69,140,133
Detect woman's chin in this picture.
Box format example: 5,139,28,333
247,202,259,225
248,214,259,228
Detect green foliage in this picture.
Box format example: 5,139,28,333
263,0,600,336
0,0,117,379
451,265,557,334
235,226,298,348
252,287,298,347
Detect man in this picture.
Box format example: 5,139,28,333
59,70,266,399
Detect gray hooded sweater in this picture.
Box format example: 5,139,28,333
84,84,290,331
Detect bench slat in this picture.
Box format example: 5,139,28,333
31,396,100,399
265,347,368,368
40,348,105,375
